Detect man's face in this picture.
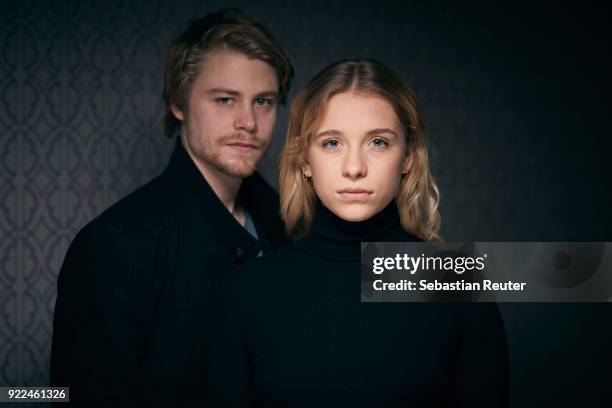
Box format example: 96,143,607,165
171,49,279,178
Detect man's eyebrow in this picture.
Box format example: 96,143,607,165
206,88,241,96
205,89,279,99
255,91,279,98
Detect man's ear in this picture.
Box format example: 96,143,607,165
170,104,185,122
402,153,414,175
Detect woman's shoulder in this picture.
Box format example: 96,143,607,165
246,242,308,268
217,242,315,314
386,223,423,242
229,242,310,286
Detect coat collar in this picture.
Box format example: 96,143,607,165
161,138,286,258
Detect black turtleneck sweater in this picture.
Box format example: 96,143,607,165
205,203,509,407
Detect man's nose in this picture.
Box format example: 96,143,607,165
234,104,257,133
342,148,367,179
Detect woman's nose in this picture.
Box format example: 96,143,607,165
341,148,367,179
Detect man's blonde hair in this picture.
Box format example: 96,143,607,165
162,8,294,137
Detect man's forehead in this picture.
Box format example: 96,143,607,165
195,49,279,94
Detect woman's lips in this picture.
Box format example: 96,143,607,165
337,188,373,201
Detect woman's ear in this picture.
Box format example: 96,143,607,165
402,153,414,175
300,154,312,178
170,104,185,122
301,164,312,178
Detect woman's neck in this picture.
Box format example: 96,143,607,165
302,201,412,260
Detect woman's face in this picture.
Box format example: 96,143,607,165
304,92,411,222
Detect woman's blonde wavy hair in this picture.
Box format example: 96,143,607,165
279,59,441,241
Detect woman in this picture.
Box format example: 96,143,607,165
205,59,508,407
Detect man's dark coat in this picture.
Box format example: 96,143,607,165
50,140,286,405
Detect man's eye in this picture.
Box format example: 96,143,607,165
322,139,340,149
216,97,234,105
255,98,272,106
371,138,389,148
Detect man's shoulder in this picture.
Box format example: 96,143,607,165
74,173,183,247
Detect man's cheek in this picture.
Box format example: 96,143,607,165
261,109,277,124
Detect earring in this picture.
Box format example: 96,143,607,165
301,168,311,178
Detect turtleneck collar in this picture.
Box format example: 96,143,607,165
301,200,417,261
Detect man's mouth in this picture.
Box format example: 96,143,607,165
226,141,259,153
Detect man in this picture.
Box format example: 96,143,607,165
50,9,293,405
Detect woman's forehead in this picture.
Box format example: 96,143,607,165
314,93,401,136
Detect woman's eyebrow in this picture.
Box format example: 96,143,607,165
366,128,398,137
316,128,399,139
315,129,343,138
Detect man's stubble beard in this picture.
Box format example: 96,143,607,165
199,133,269,178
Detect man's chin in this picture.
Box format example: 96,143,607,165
217,160,260,178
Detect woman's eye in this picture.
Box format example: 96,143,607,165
322,139,340,149
371,138,389,148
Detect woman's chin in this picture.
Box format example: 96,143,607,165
328,204,379,223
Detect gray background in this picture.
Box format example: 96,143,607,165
1,0,610,407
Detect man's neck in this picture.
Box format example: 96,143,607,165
181,141,246,226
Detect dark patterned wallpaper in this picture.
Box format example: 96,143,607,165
1,0,610,406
